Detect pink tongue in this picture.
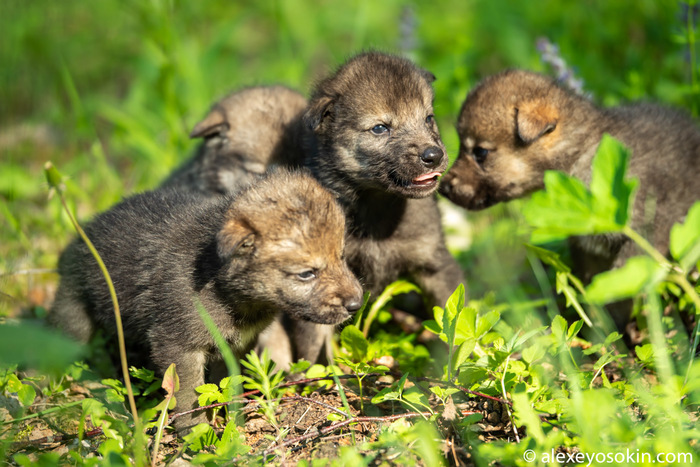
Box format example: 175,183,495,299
413,171,442,183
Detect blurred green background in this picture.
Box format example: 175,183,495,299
0,0,695,318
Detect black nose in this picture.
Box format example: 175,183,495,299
344,299,363,314
420,146,444,168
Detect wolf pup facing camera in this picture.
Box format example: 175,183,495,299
49,169,363,432
302,51,463,306
439,69,700,283
162,85,307,195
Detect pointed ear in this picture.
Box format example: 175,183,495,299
303,95,334,131
420,69,436,83
515,101,558,144
190,107,229,139
216,217,256,259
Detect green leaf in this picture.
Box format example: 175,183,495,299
635,344,654,364
567,320,583,340
589,134,637,227
445,283,466,313
340,325,369,362
452,338,476,370
129,366,155,382
522,345,545,364
288,360,311,375
525,244,571,273
551,315,568,341
475,310,500,338
670,201,700,268
586,256,664,304
16,384,36,407
371,386,400,404
523,135,637,243
0,322,83,372
401,386,431,411
195,383,220,394
183,423,219,451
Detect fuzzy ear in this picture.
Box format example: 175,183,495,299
189,107,229,139
515,101,558,144
420,69,437,83
216,217,256,259
303,95,334,131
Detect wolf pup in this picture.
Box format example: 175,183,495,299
162,86,307,195
49,169,363,432
439,69,700,281
302,51,464,308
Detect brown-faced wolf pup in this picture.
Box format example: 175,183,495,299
162,85,307,195
301,51,464,313
439,69,700,285
49,169,363,432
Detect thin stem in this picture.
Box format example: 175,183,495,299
622,226,672,269
58,196,140,429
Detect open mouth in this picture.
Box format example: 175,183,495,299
411,171,442,187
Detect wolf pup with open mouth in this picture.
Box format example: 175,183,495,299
303,51,464,313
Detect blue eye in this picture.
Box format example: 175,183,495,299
473,146,489,164
426,114,434,124
370,124,389,135
297,270,317,281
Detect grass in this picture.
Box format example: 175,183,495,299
1,0,699,465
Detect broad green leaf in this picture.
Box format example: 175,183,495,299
183,423,219,451
551,315,568,341
522,345,546,364
590,134,637,227
401,386,432,411
371,386,400,404
512,391,546,443
0,322,83,372
445,283,465,314
129,366,155,382
670,201,700,268
567,320,583,340
195,383,219,394
635,344,654,364
452,338,476,369
585,256,663,304
16,384,36,407
454,307,477,344
523,135,637,243
340,325,368,362
475,310,500,338
524,172,597,243
288,360,311,375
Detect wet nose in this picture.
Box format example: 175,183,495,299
420,146,444,168
344,296,363,314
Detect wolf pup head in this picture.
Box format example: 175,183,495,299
304,52,448,199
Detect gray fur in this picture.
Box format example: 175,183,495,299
49,169,362,431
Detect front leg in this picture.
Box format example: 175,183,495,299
412,244,465,309
152,346,209,434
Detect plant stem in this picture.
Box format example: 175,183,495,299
622,226,672,269
57,196,140,430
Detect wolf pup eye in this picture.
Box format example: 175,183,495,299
370,124,389,135
473,146,489,164
296,270,317,281
425,114,435,125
